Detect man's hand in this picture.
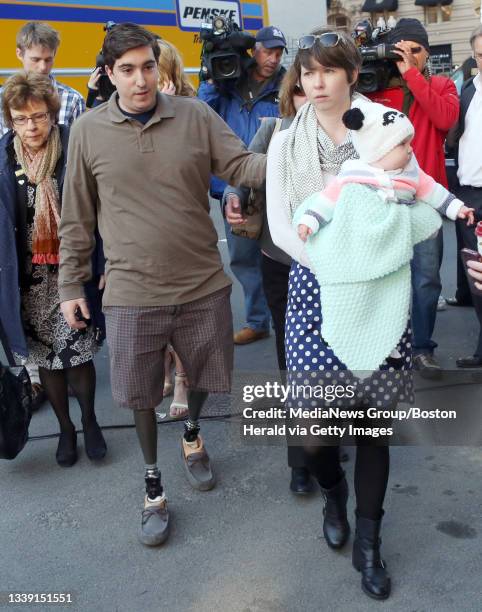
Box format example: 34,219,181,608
467,259,482,291
225,194,246,226
394,41,420,76
457,206,475,226
61,298,91,330
297,224,312,242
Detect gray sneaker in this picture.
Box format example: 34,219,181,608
413,353,443,380
181,435,216,491
139,496,170,546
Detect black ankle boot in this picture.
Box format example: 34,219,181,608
82,420,107,461
56,429,77,467
290,467,314,495
352,511,391,600
320,476,350,549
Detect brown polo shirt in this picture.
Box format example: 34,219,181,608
58,92,266,306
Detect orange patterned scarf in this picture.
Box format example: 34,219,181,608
14,126,62,264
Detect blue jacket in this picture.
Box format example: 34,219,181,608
198,65,285,199
0,126,104,356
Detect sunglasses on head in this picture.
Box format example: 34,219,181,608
297,32,342,50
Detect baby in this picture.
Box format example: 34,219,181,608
295,102,474,241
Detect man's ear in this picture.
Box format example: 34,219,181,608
106,65,115,85
16,47,24,62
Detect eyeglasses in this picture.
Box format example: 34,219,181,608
11,112,50,127
297,32,342,50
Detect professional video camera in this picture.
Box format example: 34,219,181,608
352,19,400,94
95,21,117,100
199,16,256,81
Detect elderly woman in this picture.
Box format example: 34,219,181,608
0,71,106,467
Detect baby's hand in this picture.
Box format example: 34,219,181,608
298,224,312,242
457,205,475,226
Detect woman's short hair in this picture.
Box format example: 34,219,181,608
157,39,196,97
1,71,60,128
293,27,361,96
279,64,302,117
102,23,160,70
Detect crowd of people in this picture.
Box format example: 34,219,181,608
1,17,482,601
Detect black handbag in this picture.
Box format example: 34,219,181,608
0,319,32,460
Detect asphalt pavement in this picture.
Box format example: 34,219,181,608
1,204,481,612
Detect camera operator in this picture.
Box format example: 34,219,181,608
446,26,482,368
381,19,459,378
198,26,287,345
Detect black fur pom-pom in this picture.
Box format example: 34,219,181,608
342,108,365,130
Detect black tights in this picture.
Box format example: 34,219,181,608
39,360,97,433
304,444,389,521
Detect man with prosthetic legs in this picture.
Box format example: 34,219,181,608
58,23,266,545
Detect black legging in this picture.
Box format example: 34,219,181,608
304,442,389,521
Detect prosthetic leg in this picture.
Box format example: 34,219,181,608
181,390,216,491
134,409,169,546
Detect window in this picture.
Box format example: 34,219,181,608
327,13,350,31
424,5,452,25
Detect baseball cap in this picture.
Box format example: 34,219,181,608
255,26,287,49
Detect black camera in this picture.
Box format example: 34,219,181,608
95,21,118,100
199,16,255,81
352,20,400,94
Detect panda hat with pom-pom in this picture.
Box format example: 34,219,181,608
342,101,414,164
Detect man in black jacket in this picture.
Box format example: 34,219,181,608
448,25,482,367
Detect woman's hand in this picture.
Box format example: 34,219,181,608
467,259,482,291
88,67,102,91
160,80,177,96
225,194,246,225
297,224,312,242
457,206,475,225
98,275,106,291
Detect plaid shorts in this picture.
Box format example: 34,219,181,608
104,286,233,410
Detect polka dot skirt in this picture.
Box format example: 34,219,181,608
285,262,414,408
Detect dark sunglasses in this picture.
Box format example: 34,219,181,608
293,84,304,95
297,32,342,50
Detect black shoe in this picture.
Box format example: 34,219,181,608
352,511,391,600
56,429,77,467
446,296,473,307
320,476,350,549
413,353,443,380
290,468,314,495
83,420,107,461
456,355,482,368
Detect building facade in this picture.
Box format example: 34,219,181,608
327,0,481,71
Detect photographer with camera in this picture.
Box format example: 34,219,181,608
198,24,287,346
368,18,459,378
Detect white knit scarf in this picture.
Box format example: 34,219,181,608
278,99,360,220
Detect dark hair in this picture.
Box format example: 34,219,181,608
293,27,361,96
1,71,60,128
102,23,160,70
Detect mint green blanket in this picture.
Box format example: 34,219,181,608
293,183,442,371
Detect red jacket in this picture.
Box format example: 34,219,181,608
367,68,459,188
